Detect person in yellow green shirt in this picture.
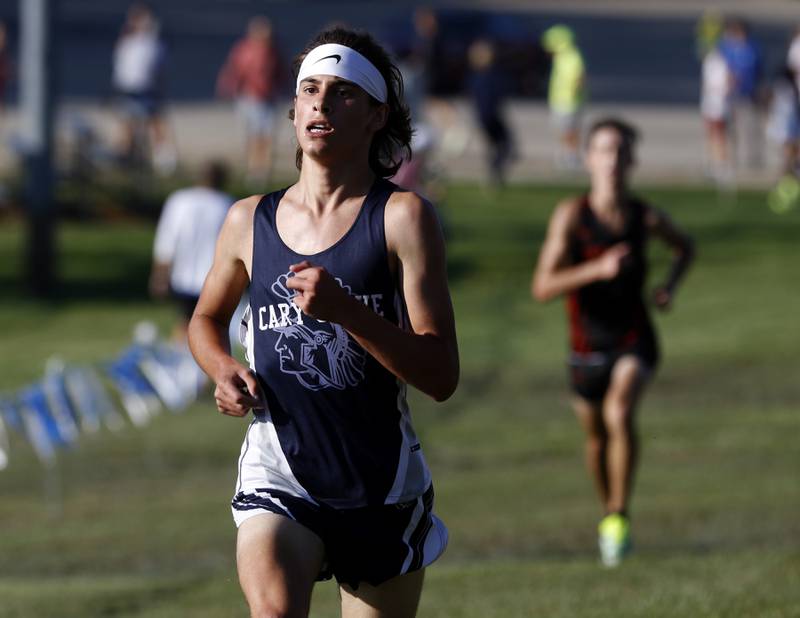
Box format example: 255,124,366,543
695,10,723,60
542,25,586,170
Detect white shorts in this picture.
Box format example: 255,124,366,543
551,108,582,133
236,96,276,136
230,420,448,589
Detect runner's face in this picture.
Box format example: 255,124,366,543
293,75,387,163
586,127,633,186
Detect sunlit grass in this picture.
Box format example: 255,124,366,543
0,182,798,617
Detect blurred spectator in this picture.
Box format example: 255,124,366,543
217,16,284,186
411,7,446,98
700,46,734,186
467,38,515,187
765,66,800,178
786,26,800,95
390,10,441,197
391,41,440,197
391,45,431,194
542,24,586,171
767,60,800,214
409,7,468,157
112,3,176,174
717,18,764,170
390,112,437,198
393,14,429,129
695,10,724,60
150,161,233,343
0,21,10,114
0,21,12,214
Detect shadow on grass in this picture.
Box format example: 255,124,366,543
0,573,225,618
447,255,477,284
0,254,151,304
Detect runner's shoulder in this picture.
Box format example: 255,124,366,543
551,195,585,233
385,187,441,237
227,194,262,227
219,194,263,250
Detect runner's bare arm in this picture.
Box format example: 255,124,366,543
532,199,629,301
286,192,459,402
188,196,263,416
645,206,695,309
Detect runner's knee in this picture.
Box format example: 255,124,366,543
240,578,311,618
608,356,649,407
603,403,633,436
247,603,305,618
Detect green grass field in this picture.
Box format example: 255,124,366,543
1,182,799,617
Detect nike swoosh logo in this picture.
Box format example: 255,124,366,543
315,54,342,64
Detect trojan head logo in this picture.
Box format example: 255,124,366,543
271,273,366,391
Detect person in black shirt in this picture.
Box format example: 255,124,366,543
468,38,515,186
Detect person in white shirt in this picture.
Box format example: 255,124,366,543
786,26,800,93
150,161,233,341
113,3,175,173
766,66,800,176
700,47,734,186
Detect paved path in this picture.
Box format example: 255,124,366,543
452,0,800,20
0,99,781,188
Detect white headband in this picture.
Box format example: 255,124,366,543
296,43,388,103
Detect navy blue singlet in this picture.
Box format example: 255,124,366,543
243,178,431,509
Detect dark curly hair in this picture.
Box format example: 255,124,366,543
290,27,412,178
586,117,640,152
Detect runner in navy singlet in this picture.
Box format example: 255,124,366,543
532,118,694,566
188,27,458,617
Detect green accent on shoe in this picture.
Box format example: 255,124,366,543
598,513,631,567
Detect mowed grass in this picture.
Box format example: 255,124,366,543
0,182,799,617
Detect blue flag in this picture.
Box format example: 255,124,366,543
17,386,61,464
106,347,162,426
42,373,81,444
64,367,126,433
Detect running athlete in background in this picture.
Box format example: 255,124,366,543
189,26,458,618
532,118,694,567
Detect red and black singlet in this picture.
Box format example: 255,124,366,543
566,195,658,365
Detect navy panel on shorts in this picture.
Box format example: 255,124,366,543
231,485,446,589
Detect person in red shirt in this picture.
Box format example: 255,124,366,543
217,16,284,184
